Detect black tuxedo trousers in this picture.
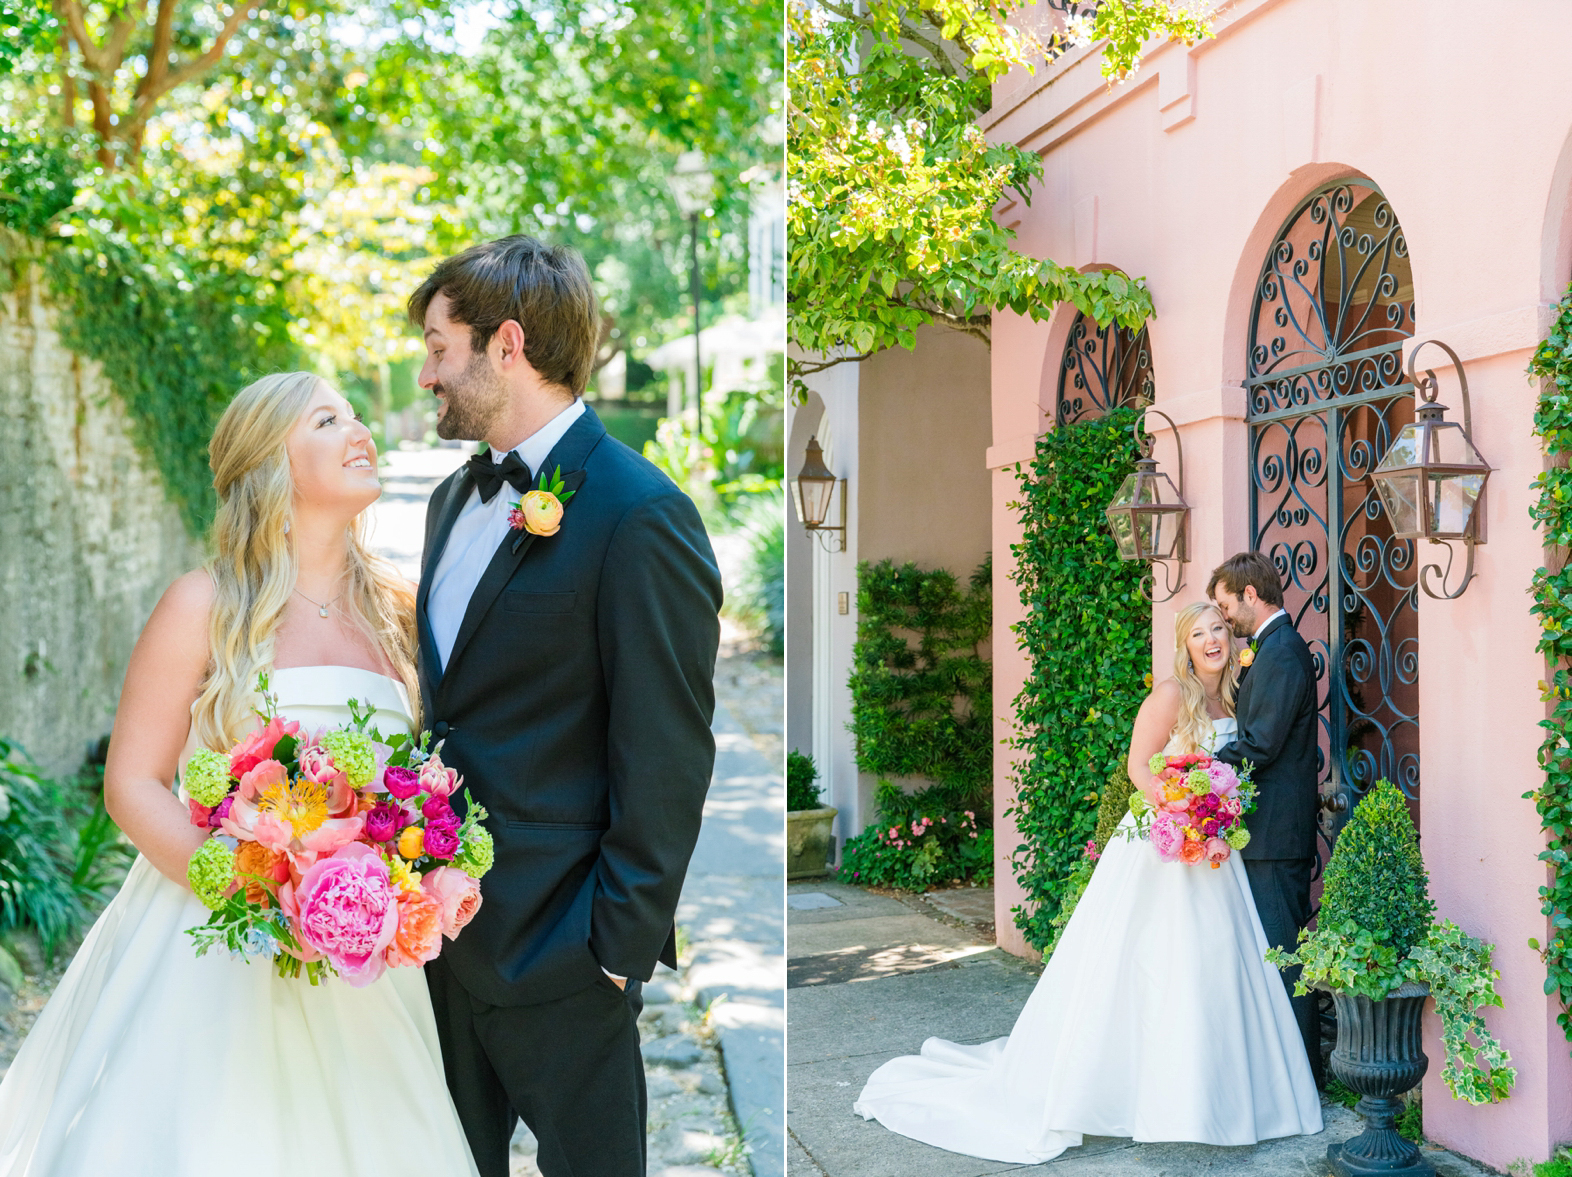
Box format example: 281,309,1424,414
415,406,722,1177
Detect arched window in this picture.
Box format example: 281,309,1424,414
1054,313,1154,426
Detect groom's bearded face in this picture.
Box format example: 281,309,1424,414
1212,587,1256,638
433,346,510,442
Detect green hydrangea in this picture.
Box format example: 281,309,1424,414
1147,753,1167,775
1128,791,1151,818
454,825,494,879
188,838,237,910
320,728,374,788
1225,824,1252,851
1187,768,1212,795
184,748,233,808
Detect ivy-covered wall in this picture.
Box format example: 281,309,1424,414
0,274,201,774
1007,406,1151,951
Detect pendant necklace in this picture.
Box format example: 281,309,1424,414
294,587,342,619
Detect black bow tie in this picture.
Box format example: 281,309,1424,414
468,450,534,504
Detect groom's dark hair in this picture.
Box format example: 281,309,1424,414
1207,551,1284,606
408,235,599,395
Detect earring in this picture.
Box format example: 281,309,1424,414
283,519,291,535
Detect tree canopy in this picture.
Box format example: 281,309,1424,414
787,0,1209,392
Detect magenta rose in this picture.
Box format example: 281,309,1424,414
418,757,460,799
280,843,398,987
421,794,455,824
423,821,462,861
383,765,421,801
365,801,403,843
208,794,235,828
1200,816,1221,838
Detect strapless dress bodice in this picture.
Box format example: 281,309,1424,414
1161,715,1236,759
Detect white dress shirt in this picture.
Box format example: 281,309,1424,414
425,398,586,673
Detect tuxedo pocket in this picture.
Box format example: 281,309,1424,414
504,820,609,832
503,590,578,614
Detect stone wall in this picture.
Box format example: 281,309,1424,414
0,273,201,776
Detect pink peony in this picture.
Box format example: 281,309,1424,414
281,843,399,986
229,716,300,778
1204,837,1231,867
1149,815,1185,860
423,866,483,940
383,765,421,800
1207,760,1241,799
418,757,460,799
423,821,461,861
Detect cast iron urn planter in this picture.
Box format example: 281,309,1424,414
1321,979,1433,1177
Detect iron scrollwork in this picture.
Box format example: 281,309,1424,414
1056,313,1154,426
1246,181,1420,850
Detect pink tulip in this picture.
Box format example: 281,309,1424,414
418,757,460,799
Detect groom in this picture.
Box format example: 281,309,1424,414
408,235,723,1176
1207,551,1323,1088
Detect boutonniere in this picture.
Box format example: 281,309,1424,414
508,466,576,537
1238,640,1259,669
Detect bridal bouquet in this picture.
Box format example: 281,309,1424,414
1128,753,1255,868
180,675,493,985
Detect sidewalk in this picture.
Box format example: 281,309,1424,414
786,880,1493,1177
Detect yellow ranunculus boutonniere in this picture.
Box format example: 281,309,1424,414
1238,644,1256,669
509,466,576,537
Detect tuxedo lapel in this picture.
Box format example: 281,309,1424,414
437,408,607,691
417,467,475,677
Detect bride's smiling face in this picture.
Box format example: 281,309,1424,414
1185,610,1231,676
285,383,380,516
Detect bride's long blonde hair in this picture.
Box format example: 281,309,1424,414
1168,601,1240,755
191,372,421,749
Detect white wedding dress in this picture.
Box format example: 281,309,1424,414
0,666,479,1176
853,716,1323,1163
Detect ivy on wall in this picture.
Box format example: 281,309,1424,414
37,236,300,536
1007,405,1150,951
1526,281,1572,1047
848,557,993,807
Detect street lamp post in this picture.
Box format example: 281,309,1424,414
667,151,715,424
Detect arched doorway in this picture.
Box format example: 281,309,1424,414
1246,180,1419,854
1055,312,1154,425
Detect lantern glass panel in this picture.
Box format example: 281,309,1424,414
1374,470,1422,537
1376,423,1423,472
1426,419,1486,468
1105,473,1143,559
794,474,836,528
1426,471,1485,536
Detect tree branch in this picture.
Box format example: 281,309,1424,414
788,351,877,377
123,0,260,148
134,0,179,101
53,0,109,76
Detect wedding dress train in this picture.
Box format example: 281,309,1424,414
0,666,479,1176
853,717,1323,1163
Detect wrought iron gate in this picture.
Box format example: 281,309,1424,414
1056,312,1154,425
1246,181,1420,853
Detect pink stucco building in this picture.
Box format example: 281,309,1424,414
984,1,1572,1166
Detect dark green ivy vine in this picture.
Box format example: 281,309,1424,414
1527,280,1572,1048
848,557,992,807
1007,406,1150,951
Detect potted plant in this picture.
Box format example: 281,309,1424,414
1268,780,1514,1177
787,750,837,879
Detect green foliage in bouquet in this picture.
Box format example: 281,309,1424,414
1007,406,1150,950
839,781,992,892
1526,282,1572,1056
787,750,822,812
849,557,992,808
1267,780,1514,1105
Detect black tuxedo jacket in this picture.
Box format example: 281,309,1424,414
416,405,722,1006
1213,612,1319,862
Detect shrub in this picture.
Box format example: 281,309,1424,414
787,750,822,812
839,781,992,891
849,558,991,808
1318,779,1434,959
728,488,785,655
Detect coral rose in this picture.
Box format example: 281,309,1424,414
1179,838,1206,865
423,867,483,940
281,843,398,987
516,489,564,536
1203,837,1231,868
187,798,214,828
385,889,445,967
229,717,300,779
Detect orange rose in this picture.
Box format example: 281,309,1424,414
518,490,564,536
234,840,287,906
385,889,445,967
1179,839,1206,865
1239,647,1255,668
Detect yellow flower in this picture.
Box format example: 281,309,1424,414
398,825,425,860
256,776,330,837
518,490,564,536
388,855,425,894
1238,647,1255,668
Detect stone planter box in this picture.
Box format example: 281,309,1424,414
1320,979,1433,1177
787,806,838,880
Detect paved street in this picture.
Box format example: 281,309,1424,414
786,880,1492,1177
367,445,784,1177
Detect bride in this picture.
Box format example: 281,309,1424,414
853,601,1323,1163
0,373,478,1174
